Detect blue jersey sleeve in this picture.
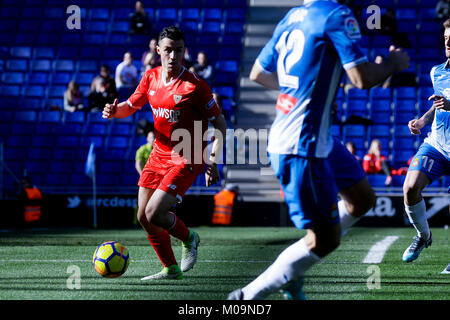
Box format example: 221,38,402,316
325,6,367,70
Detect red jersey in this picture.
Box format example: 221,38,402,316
362,153,387,174
127,66,221,165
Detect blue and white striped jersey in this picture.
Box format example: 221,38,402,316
256,0,367,157
427,61,450,160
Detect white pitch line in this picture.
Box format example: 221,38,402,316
362,236,399,264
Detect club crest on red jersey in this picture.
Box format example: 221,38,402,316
174,94,182,104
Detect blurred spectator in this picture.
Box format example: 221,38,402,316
135,129,155,175
379,8,410,48
363,139,393,186
64,80,85,113
129,1,151,35
183,47,193,69
20,176,42,225
345,141,361,162
190,51,214,86
88,64,117,112
141,38,161,74
436,0,450,21
115,52,138,89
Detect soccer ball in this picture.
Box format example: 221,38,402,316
92,241,130,278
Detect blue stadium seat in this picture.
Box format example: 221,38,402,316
396,8,416,20
41,20,64,32
32,135,55,147
44,7,65,19
392,149,414,167
48,85,66,98
367,174,388,188
56,136,79,148
1,72,24,84
64,111,86,123
224,8,246,21
83,34,105,45
61,33,82,45
180,21,199,33
370,98,391,113
97,174,119,186
80,135,104,148
0,85,21,96
11,123,34,135
223,21,244,35
180,8,200,21
394,87,416,100
213,86,234,98
197,34,219,46
393,124,412,137
110,123,132,136
156,8,178,22
28,72,48,84
222,34,242,46
0,7,21,18
99,161,123,174
0,19,17,32
89,8,110,20
86,21,108,33
343,124,365,138
394,99,415,112
202,8,222,21
111,21,129,33
54,60,75,72
57,46,80,59
52,72,72,84
201,21,221,34
53,148,77,161
26,161,48,174
37,34,60,45
39,110,62,123
218,46,241,60
6,59,27,71
7,135,31,147
87,111,106,123
85,123,108,135
45,174,70,186
4,147,27,161
24,85,45,98
394,110,417,124
74,72,94,85
20,98,42,110
112,8,131,20
77,60,98,72
369,124,391,138
215,60,238,73
70,174,90,186
108,136,128,148
347,88,368,100
10,46,32,59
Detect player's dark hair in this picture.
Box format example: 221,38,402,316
158,26,186,46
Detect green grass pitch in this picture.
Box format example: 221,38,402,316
0,227,448,300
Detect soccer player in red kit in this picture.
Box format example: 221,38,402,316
103,26,227,280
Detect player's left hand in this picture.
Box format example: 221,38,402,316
205,163,220,187
428,94,450,111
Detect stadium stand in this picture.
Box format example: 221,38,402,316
0,0,246,193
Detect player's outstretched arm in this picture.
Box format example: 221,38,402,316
102,99,137,119
346,46,410,90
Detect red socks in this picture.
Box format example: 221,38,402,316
167,212,190,242
146,230,177,267
145,212,190,267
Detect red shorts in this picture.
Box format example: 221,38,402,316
138,151,205,201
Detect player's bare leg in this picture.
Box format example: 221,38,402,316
402,170,432,262
338,177,376,236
